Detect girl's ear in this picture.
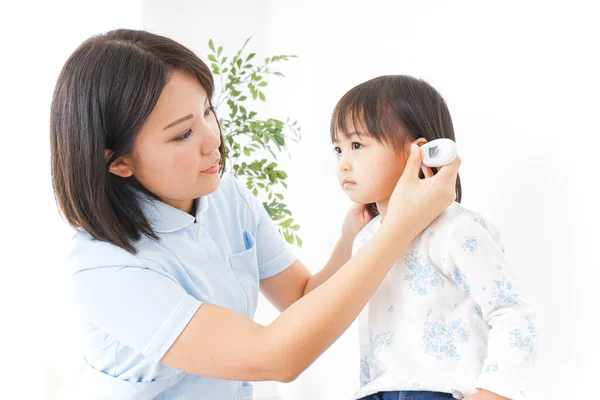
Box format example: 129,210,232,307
105,150,134,178
414,137,428,147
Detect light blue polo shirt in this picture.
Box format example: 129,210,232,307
68,173,297,399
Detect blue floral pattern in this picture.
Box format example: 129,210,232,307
352,205,537,398
423,316,470,360
360,331,395,386
404,251,446,295
461,237,478,252
453,266,471,295
493,279,519,304
509,317,537,363
484,362,499,373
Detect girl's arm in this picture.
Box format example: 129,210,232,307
442,214,537,400
161,144,461,382
260,204,369,311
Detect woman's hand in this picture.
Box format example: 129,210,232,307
341,203,372,242
384,143,461,238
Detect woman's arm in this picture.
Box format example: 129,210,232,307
162,219,417,382
260,204,371,312
161,144,460,382
259,237,352,312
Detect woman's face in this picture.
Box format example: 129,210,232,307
109,70,222,212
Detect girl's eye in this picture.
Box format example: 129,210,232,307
175,129,192,141
204,106,215,117
333,146,342,154
352,142,362,150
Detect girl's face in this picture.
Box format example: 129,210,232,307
109,70,222,212
333,129,414,207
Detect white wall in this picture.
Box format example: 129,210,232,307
147,1,598,399
2,0,597,399
0,1,142,399
266,1,600,400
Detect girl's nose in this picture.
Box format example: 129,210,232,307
339,155,351,172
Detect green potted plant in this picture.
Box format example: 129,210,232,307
207,38,302,247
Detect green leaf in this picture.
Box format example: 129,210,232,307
213,38,303,247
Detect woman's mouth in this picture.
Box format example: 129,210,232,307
201,161,220,174
342,179,356,188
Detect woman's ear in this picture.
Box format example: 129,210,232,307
105,150,134,178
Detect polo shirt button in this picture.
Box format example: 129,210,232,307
197,225,205,238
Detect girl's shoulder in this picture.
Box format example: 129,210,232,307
427,202,502,245
352,215,382,255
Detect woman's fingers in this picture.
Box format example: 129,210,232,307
435,155,461,183
421,166,434,178
402,143,423,182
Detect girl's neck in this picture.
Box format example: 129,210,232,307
376,199,390,222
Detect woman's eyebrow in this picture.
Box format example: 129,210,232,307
163,98,210,130
164,114,194,130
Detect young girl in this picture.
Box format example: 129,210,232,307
50,30,460,399
331,75,537,400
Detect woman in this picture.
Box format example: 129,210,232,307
50,29,460,399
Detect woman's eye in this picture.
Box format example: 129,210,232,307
333,146,342,154
352,142,362,150
175,129,192,141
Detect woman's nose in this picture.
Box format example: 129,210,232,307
201,123,221,155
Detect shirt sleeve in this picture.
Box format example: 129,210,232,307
230,175,297,280
442,215,538,399
72,263,202,363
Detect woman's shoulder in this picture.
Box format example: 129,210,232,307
67,230,144,274
211,172,261,215
216,172,250,200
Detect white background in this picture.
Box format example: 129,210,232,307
1,1,598,399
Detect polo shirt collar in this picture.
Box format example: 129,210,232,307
140,194,209,233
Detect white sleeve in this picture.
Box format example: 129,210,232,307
442,215,538,399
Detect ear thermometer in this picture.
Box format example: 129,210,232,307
420,138,457,168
